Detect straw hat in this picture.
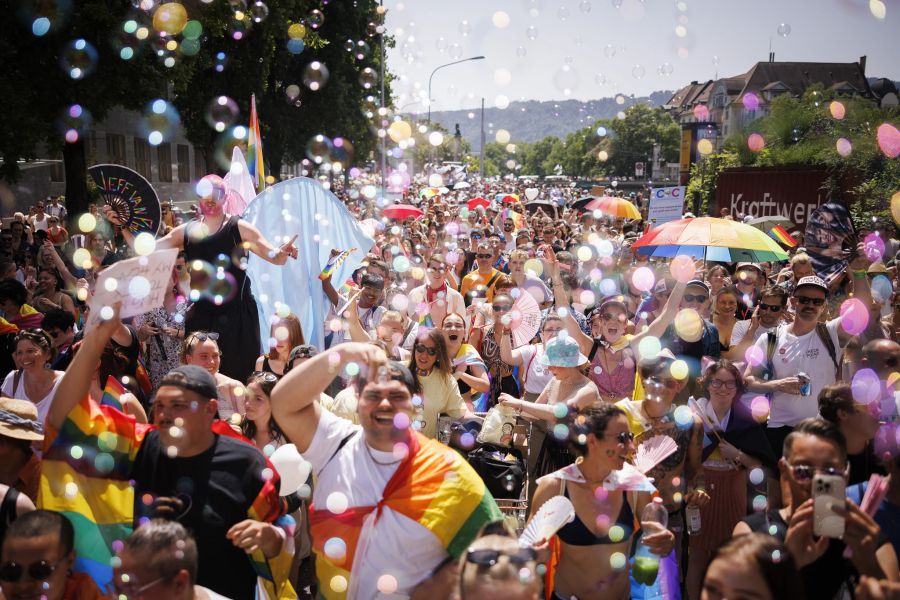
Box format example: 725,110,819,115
0,397,44,442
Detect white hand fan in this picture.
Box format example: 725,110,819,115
519,496,575,547
633,435,678,475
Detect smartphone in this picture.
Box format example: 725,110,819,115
813,473,846,539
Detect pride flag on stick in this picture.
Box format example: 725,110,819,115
769,225,797,248
248,94,266,193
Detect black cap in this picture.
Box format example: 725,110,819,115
159,365,218,400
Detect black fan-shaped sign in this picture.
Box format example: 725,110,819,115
88,164,162,235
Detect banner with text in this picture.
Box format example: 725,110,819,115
714,167,831,230
649,187,685,227
86,249,179,331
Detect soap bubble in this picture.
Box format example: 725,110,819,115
308,9,324,29
61,38,98,80
748,133,766,152
631,267,655,292
492,11,510,28
303,61,329,91
776,22,791,37
526,25,538,40
839,297,869,336
204,96,239,132
851,368,882,406
829,101,846,120
249,1,268,23
359,67,378,90
152,2,188,35
306,134,334,164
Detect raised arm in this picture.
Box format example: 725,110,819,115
47,304,122,431
549,262,593,355
271,342,384,453
631,280,687,347
498,322,525,365
237,221,298,266
103,206,184,251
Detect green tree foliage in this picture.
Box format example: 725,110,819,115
715,85,900,222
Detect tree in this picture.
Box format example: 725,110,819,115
0,0,193,221
604,104,680,178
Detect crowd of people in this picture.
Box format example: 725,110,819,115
0,177,899,600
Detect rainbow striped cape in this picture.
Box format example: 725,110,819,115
38,380,295,599
308,430,502,599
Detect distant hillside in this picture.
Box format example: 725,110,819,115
422,90,673,149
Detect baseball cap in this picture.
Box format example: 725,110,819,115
159,365,218,400
794,275,828,294
736,262,764,274
686,279,710,293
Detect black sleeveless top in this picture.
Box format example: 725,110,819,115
183,216,252,306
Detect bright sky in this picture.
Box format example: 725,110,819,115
385,0,900,112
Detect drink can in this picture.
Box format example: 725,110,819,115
798,372,811,397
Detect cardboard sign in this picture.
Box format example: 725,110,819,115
86,249,179,330
648,187,686,227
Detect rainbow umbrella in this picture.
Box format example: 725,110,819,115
382,204,424,220
584,196,641,219
419,187,441,199
631,217,789,262
496,193,520,204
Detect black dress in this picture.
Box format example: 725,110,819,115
183,216,261,381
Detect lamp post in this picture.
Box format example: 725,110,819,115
427,56,485,123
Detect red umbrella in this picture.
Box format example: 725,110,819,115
467,197,489,210
499,193,520,204
382,204,423,220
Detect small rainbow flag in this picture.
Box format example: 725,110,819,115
247,94,266,193
769,225,797,248
100,376,125,410
319,248,356,281
417,310,434,329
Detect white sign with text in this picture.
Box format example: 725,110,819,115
649,187,686,226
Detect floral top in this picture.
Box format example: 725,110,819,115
133,302,190,393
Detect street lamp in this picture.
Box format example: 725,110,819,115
427,56,486,123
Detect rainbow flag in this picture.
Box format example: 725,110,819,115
38,393,294,598
100,376,125,410
769,225,797,248
248,94,266,193
308,430,502,599
320,248,356,281
417,310,434,329
501,207,525,231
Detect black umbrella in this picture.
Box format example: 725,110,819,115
89,164,162,235
570,196,595,211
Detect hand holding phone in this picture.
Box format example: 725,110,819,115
813,473,846,539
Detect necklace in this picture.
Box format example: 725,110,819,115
416,367,432,377
364,441,402,466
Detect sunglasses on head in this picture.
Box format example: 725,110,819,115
465,547,536,567
0,559,64,583
251,371,279,383
795,296,825,306
758,302,783,312
415,343,437,356
683,294,709,303
188,331,219,343
476,253,492,259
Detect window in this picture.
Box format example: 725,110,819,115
158,143,172,182
106,134,126,165
133,138,151,179
194,148,207,179
177,145,190,182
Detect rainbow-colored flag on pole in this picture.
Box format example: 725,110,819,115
769,225,797,248
248,94,266,193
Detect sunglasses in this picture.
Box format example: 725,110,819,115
492,305,512,312
188,331,219,343
600,312,622,321
465,547,536,567
0,559,64,583
683,294,709,303
758,302,783,312
414,344,437,356
784,461,848,482
607,431,635,445
251,371,279,383
709,379,737,390
795,296,825,306
476,253,492,259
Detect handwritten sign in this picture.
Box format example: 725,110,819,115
86,249,179,330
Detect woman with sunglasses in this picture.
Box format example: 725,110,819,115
710,286,740,355
407,328,469,439
255,313,304,376
526,404,674,600
134,253,190,392
441,313,489,412
469,292,521,408
1,330,64,425
686,359,775,600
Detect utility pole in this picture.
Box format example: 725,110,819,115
479,98,485,180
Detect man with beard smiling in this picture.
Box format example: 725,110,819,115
271,341,501,600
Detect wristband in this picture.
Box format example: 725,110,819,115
852,270,867,279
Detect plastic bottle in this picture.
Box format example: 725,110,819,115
686,503,702,536
632,497,668,590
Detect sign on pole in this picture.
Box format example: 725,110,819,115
649,186,685,227
635,162,644,177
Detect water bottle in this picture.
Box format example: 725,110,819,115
686,503,702,536
632,497,668,594
798,372,811,397
437,415,452,444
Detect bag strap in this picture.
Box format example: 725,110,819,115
815,322,840,373
12,369,22,395
484,271,502,291
588,338,603,362
522,346,538,387
321,430,358,473
0,487,20,526
765,329,778,376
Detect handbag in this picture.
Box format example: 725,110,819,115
467,442,525,499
